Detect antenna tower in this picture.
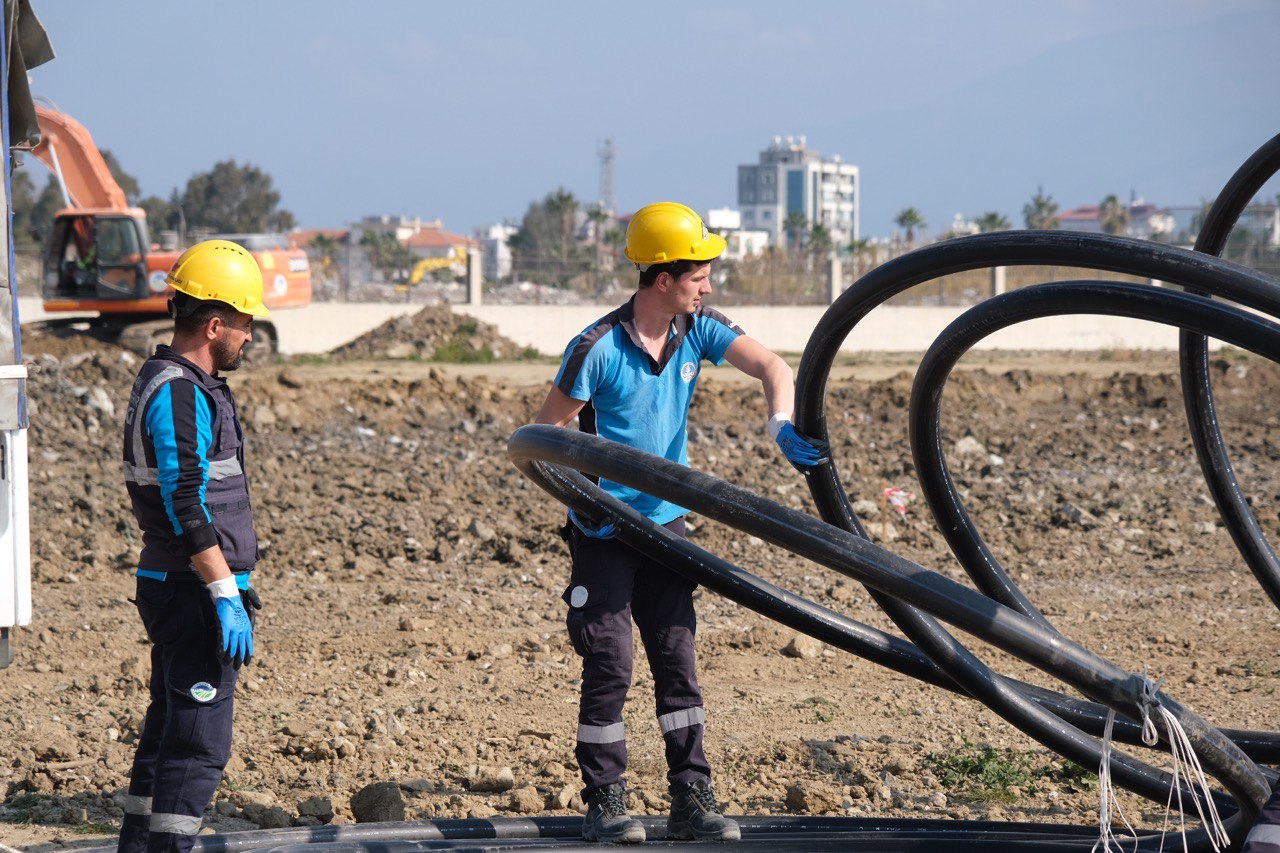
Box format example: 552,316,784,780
598,138,616,217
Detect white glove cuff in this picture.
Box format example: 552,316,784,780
207,576,239,599
766,413,791,440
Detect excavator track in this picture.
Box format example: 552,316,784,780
114,318,175,358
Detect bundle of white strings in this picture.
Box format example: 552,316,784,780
1094,708,1139,852
1094,673,1230,853
1143,695,1230,851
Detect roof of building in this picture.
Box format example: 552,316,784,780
288,228,350,247
1059,205,1101,222
403,226,480,250
1060,203,1168,223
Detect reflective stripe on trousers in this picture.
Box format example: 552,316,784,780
658,706,705,734
578,721,626,744
150,812,203,835
1246,823,1280,852
122,794,152,816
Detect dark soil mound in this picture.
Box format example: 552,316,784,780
328,306,531,362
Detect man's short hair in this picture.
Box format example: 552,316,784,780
638,258,707,289
169,291,240,335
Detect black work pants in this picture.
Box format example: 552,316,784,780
1245,781,1280,852
563,517,711,798
118,578,238,853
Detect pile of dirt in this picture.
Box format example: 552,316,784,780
327,305,532,362
4,334,1280,849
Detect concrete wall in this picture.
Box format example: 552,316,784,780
458,303,1213,356
18,297,1217,357
17,298,423,356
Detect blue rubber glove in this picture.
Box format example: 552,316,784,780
568,509,617,539
212,592,254,669
774,421,829,472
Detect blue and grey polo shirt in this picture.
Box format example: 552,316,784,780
555,295,743,524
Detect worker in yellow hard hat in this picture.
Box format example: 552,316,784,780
535,202,827,844
118,239,269,851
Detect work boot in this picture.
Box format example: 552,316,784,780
582,783,646,844
667,776,741,841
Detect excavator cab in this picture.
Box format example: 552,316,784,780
43,211,149,301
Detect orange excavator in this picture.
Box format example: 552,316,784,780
28,103,311,355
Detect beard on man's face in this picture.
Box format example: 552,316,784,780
213,332,245,372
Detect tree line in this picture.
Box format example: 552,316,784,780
10,151,295,249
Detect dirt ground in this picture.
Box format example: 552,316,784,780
3,321,1280,851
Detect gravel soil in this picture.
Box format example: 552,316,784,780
3,325,1279,850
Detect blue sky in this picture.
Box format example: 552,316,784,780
26,0,1280,239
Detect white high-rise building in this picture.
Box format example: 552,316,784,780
737,136,859,249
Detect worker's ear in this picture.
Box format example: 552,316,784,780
205,315,224,341
653,271,673,292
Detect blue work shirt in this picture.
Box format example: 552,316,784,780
555,295,743,524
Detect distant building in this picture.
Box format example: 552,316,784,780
737,136,859,249
477,222,518,280
352,215,478,260
1058,199,1175,240
287,228,349,248
1236,204,1280,248
943,214,981,239
704,207,769,260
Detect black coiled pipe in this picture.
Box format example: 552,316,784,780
508,135,1280,851
1181,133,1280,611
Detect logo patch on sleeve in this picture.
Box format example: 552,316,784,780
190,682,217,703
680,362,698,383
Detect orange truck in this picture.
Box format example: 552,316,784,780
28,103,311,355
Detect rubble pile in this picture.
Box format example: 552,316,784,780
328,306,534,362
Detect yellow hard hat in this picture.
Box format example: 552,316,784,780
624,202,726,268
166,239,270,318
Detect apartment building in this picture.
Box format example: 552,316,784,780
737,136,859,249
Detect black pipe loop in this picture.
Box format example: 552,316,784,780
1181,133,1280,613
508,134,1280,852
910,281,1280,638
795,231,1280,618
508,425,1262,848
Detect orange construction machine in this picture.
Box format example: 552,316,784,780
28,103,311,354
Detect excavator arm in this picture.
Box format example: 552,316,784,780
408,247,468,285
30,103,128,210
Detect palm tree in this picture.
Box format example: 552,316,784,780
309,232,344,299
808,223,833,256
585,205,609,295
783,212,808,253
975,212,1012,233
506,229,530,285
894,208,926,245
544,189,579,268
586,205,609,249
847,237,872,276
360,230,414,284
1023,186,1060,229
310,233,341,276
1099,195,1129,236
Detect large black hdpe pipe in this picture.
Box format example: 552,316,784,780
504,135,1280,853
75,814,1115,852
1181,134,1280,612
509,424,1269,850
795,230,1280,626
